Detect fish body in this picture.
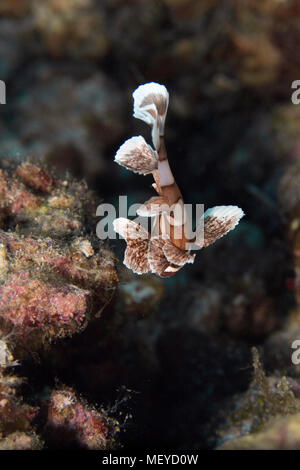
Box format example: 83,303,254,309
113,83,244,277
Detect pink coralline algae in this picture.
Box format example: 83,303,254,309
0,161,118,357
15,162,54,193
0,160,98,237
217,348,300,450
0,272,89,340
0,168,41,217
47,388,119,450
0,160,120,449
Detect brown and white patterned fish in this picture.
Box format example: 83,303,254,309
113,83,244,277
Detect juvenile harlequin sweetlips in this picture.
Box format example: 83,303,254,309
113,83,244,277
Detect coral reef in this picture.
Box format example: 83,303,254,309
218,348,300,449
0,161,120,449
46,387,119,450
0,161,118,359
0,0,300,452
